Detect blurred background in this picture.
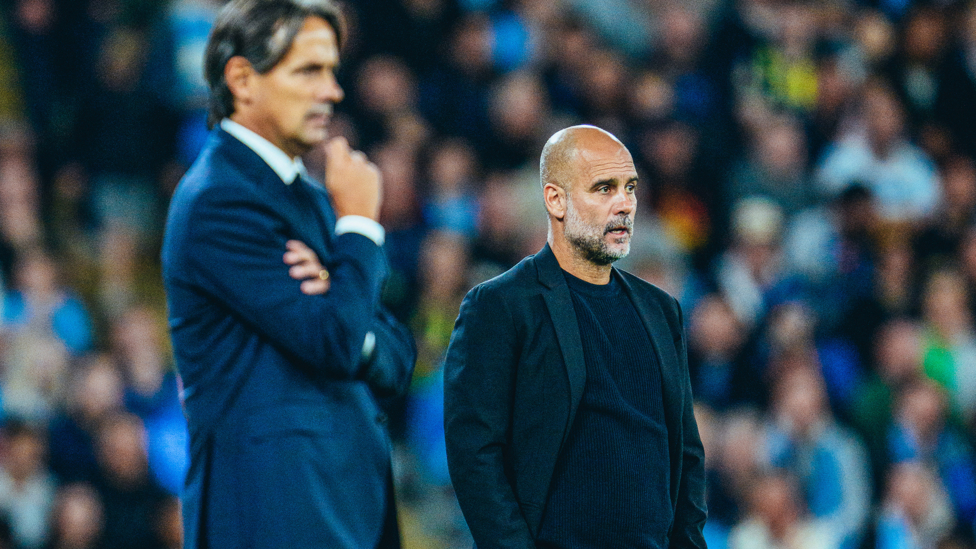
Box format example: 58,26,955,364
0,0,975,547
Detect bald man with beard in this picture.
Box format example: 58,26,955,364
444,125,707,549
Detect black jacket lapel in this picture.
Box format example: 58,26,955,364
535,245,586,447
616,271,682,504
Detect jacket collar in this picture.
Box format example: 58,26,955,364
534,242,622,289
220,119,307,185
208,125,334,259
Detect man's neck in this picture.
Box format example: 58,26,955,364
228,114,299,159
221,118,304,184
548,235,612,285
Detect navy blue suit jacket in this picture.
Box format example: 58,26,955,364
162,127,414,549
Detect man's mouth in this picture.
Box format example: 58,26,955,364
307,107,332,124
605,219,633,237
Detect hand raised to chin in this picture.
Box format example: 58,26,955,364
284,239,330,295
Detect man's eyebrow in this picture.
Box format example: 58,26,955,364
589,176,638,189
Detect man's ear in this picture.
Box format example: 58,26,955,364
543,182,567,221
225,56,254,105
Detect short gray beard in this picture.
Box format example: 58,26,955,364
564,197,632,266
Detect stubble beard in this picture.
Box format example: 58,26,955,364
291,108,332,154
563,197,632,266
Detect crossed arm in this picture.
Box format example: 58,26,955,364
282,237,415,397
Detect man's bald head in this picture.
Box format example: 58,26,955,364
538,124,638,275
539,125,628,191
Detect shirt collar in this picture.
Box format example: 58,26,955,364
221,119,307,185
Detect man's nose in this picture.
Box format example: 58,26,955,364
320,78,344,104
613,188,636,215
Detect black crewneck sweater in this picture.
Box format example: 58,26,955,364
536,272,672,549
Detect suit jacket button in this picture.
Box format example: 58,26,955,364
376,413,388,425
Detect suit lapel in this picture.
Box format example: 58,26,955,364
617,272,679,393
535,246,586,447
616,271,682,492
215,130,335,262
289,177,333,262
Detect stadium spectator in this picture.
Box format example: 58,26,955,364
687,293,765,411
703,408,767,540
422,138,481,238
889,380,976,531
852,318,927,492
44,483,104,549
0,248,90,422
764,366,872,549
816,78,940,224
727,472,833,549
0,419,55,549
109,306,186,495
876,462,954,549
918,268,976,422
93,413,172,549
914,156,976,279
48,356,124,485
715,196,803,329
1,248,92,357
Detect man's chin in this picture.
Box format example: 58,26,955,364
610,248,629,262
584,245,628,266
606,241,630,262
293,129,329,153
606,235,630,252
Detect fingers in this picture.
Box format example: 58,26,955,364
288,262,323,281
300,278,330,296
326,138,369,169
323,137,382,219
284,239,329,295
324,136,350,161
284,239,317,266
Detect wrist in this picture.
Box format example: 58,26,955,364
334,207,379,221
335,216,385,246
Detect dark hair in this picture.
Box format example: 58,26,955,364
2,417,43,443
204,0,346,128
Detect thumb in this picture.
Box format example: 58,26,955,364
325,136,350,162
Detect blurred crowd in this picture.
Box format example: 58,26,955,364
1,0,976,547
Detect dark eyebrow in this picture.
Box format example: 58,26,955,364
589,176,638,190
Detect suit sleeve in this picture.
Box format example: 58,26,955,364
670,296,709,549
361,308,417,397
444,285,536,549
186,186,386,379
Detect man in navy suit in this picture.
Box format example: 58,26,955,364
444,126,707,548
161,1,415,547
